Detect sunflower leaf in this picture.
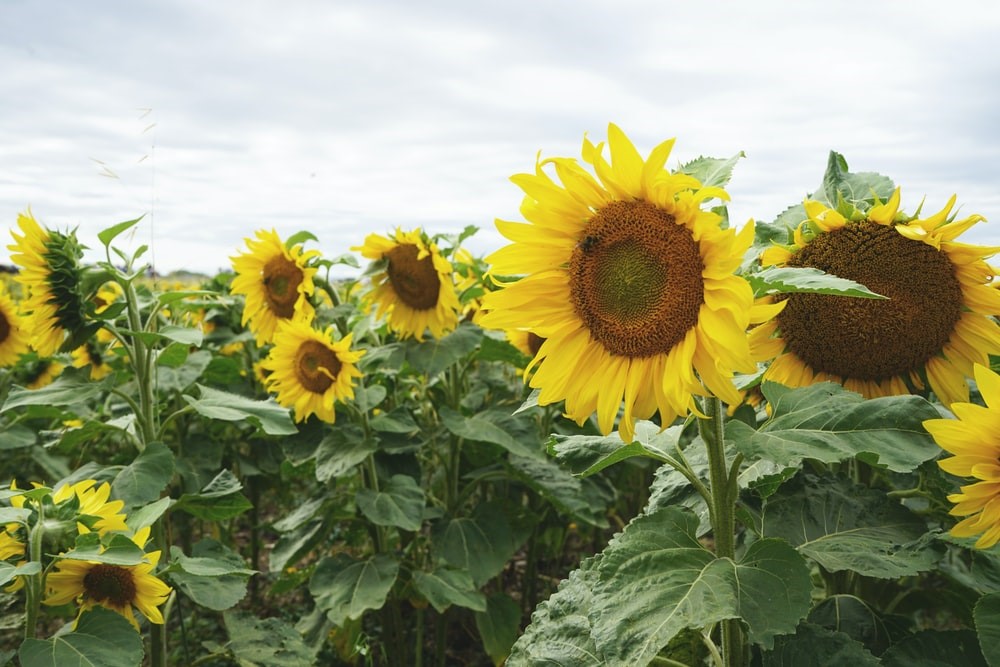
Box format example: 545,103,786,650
61,533,147,566
475,593,522,666
412,567,487,613
1,366,113,413
760,623,880,666
432,502,516,587
678,152,746,191
746,266,886,299
975,593,1000,666
112,441,175,507
355,474,425,531
309,553,399,626
548,421,682,476
882,629,987,667
184,384,297,436
729,382,941,473
223,610,314,667
168,539,252,611
18,607,143,667
96,215,144,249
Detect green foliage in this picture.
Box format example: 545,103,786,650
223,610,314,667
309,553,400,626
19,607,144,667
746,266,887,299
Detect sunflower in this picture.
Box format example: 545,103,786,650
0,280,29,367
230,229,319,346
924,364,1000,549
261,320,365,423
506,329,546,360
25,359,64,389
751,189,1000,405
51,480,129,535
7,210,88,356
352,228,461,340
44,526,172,628
71,341,113,380
478,124,767,442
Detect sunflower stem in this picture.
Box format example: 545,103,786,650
23,501,45,640
699,396,744,667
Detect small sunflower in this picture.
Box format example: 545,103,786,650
479,124,767,441
230,229,319,346
25,358,64,389
352,228,461,340
261,320,365,423
506,329,546,360
925,364,1000,549
44,526,172,628
7,210,88,356
752,189,1000,405
71,341,113,380
51,480,129,535
0,280,29,367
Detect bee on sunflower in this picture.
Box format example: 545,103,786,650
352,228,462,340
751,188,1000,405
479,124,772,442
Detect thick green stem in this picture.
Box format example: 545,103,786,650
699,397,744,667
23,503,46,640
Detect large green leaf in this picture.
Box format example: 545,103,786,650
508,455,608,527
0,561,40,587
168,539,251,611
173,470,252,520
818,151,895,212
309,553,399,626
184,384,297,436
548,421,682,476
355,474,425,531
112,441,175,506
975,592,1000,666
433,502,516,587
729,382,941,473
807,595,891,656
745,266,886,299
507,557,602,667
19,607,144,667
2,367,112,412
314,424,375,482
760,622,880,666
475,593,523,666
762,473,938,578
405,324,483,375
224,610,313,667
61,533,146,566
678,152,745,190
882,629,987,667
412,567,487,613
588,507,812,663
439,406,539,459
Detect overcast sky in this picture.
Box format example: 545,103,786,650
2,0,999,275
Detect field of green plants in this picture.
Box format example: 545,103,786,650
3,125,1000,667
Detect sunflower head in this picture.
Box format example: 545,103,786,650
7,211,93,356
479,124,759,441
753,186,1000,405
0,280,30,367
24,357,65,390
230,229,319,346
72,341,113,380
261,320,365,423
352,228,461,340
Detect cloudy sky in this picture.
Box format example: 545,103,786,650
2,0,999,275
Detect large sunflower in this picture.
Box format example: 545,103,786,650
352,228,461,340
230,229,319,346
44,526,172,628
7,210,88,356
925,364,1000,549
751,189,1000,405
0,281,29,367
478,124,765,442
261,320,365,423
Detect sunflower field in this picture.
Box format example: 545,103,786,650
3,125,1000,667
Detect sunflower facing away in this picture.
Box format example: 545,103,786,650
230,229,319,346
45,526,172,628
478,124,768,442
925,364,1000,549
352,228,461,340
751,189,1000,405
0,281,29,367
7,210,88,356
261,320,365,423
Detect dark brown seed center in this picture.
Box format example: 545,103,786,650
295,340,341,394
569,200,704,358
0,309,9,344
386,244,441,311
778,221,963,381
263,256,304,318
83,564,137,608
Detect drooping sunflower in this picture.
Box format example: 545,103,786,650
924,364,1000,549
230,229,319,346
0,281,29,367
751,189,1000,405
7,210,89,357
45,526,172,628
352,228,461,340
261,320,365,423
478,124,767,442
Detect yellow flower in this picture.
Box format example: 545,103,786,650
0,529,24,561
71,341,113,380
752,189,1000,405
506,329,546,360
51,480,129,535
353,228,461,340
25,359,64,389
261,320,365,423
230,229,318,346
0,280,29,367
479,124,764,442
925,364,1000,549
44,526,172,628
7,210,88,356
